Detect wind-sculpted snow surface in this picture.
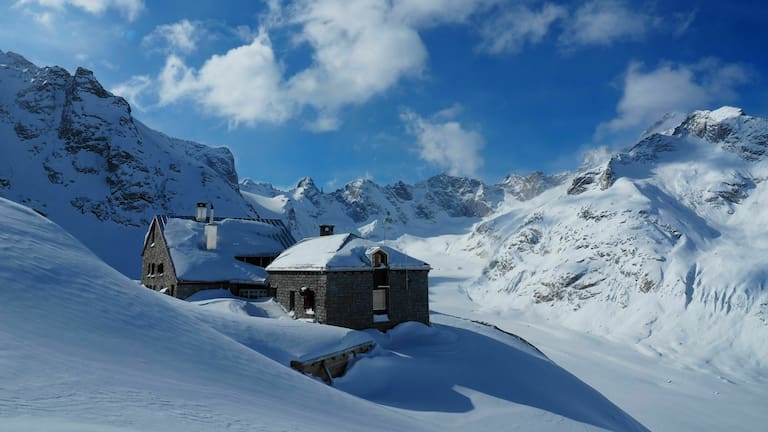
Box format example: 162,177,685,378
0,197,646,431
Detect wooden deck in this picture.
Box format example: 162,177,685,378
290,341,374,384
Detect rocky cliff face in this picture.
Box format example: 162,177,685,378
0,50,256,276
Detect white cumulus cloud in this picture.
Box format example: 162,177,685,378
157,32,293,126
284,0,428,127
401,107,485,177
598,59,750,136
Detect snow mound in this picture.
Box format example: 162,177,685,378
337,315,647,431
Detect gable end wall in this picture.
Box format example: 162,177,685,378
141,218,178,294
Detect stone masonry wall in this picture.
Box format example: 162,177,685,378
385,270,430,328
270,272,328,322
325,271,376,329
141,218,178,294
269,269,430,330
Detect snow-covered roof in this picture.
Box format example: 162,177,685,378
266,233,430,272
159,216,294,283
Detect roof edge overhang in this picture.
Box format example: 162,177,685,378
176,279,269,285
267,265,431,273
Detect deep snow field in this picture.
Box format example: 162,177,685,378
0,198,647,431
391,233,768,431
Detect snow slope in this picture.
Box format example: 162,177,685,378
0,197,646,431
416,253,768,431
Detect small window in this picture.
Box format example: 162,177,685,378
157,263,164,275
149,228,156,247
302,288,315,314
373,287,388,313
373,251,388,267
240,288,268,299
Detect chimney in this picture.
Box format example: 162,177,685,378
319,224,334,236
205,224,217,250
205,203,217,250
195,202,207,222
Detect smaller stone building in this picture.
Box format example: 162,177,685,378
266,228,430,330
141,203,295,299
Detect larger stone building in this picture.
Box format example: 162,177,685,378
266,226,431,330
141,203,295,299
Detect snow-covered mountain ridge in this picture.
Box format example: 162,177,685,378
241,172,567,241
1,50,558,276
461,106,768,370
241,105,768,369
0,50,258,275
2,51,766,370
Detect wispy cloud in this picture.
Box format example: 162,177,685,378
597,59,750,138
154,0,449,129
477,3,566,55
142,20,203,55
14,0,144,21
142,0,698,130
401,106,485,177
111,74,152,111
559,0,658,48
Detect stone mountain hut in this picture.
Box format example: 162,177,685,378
266,225,431,330
141,202,295,299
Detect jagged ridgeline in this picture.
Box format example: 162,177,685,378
0,50,257,276
2,51,768,364
2,50,562,276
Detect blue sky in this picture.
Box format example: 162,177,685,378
2,0,767,190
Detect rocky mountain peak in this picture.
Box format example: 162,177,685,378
501,171,568,201
73,67,113,99
0,53,253,276
673,106,768,161
0,50,37,69
295,176,318,191
674,106,744,139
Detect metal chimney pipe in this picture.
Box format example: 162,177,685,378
195,202,207,222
